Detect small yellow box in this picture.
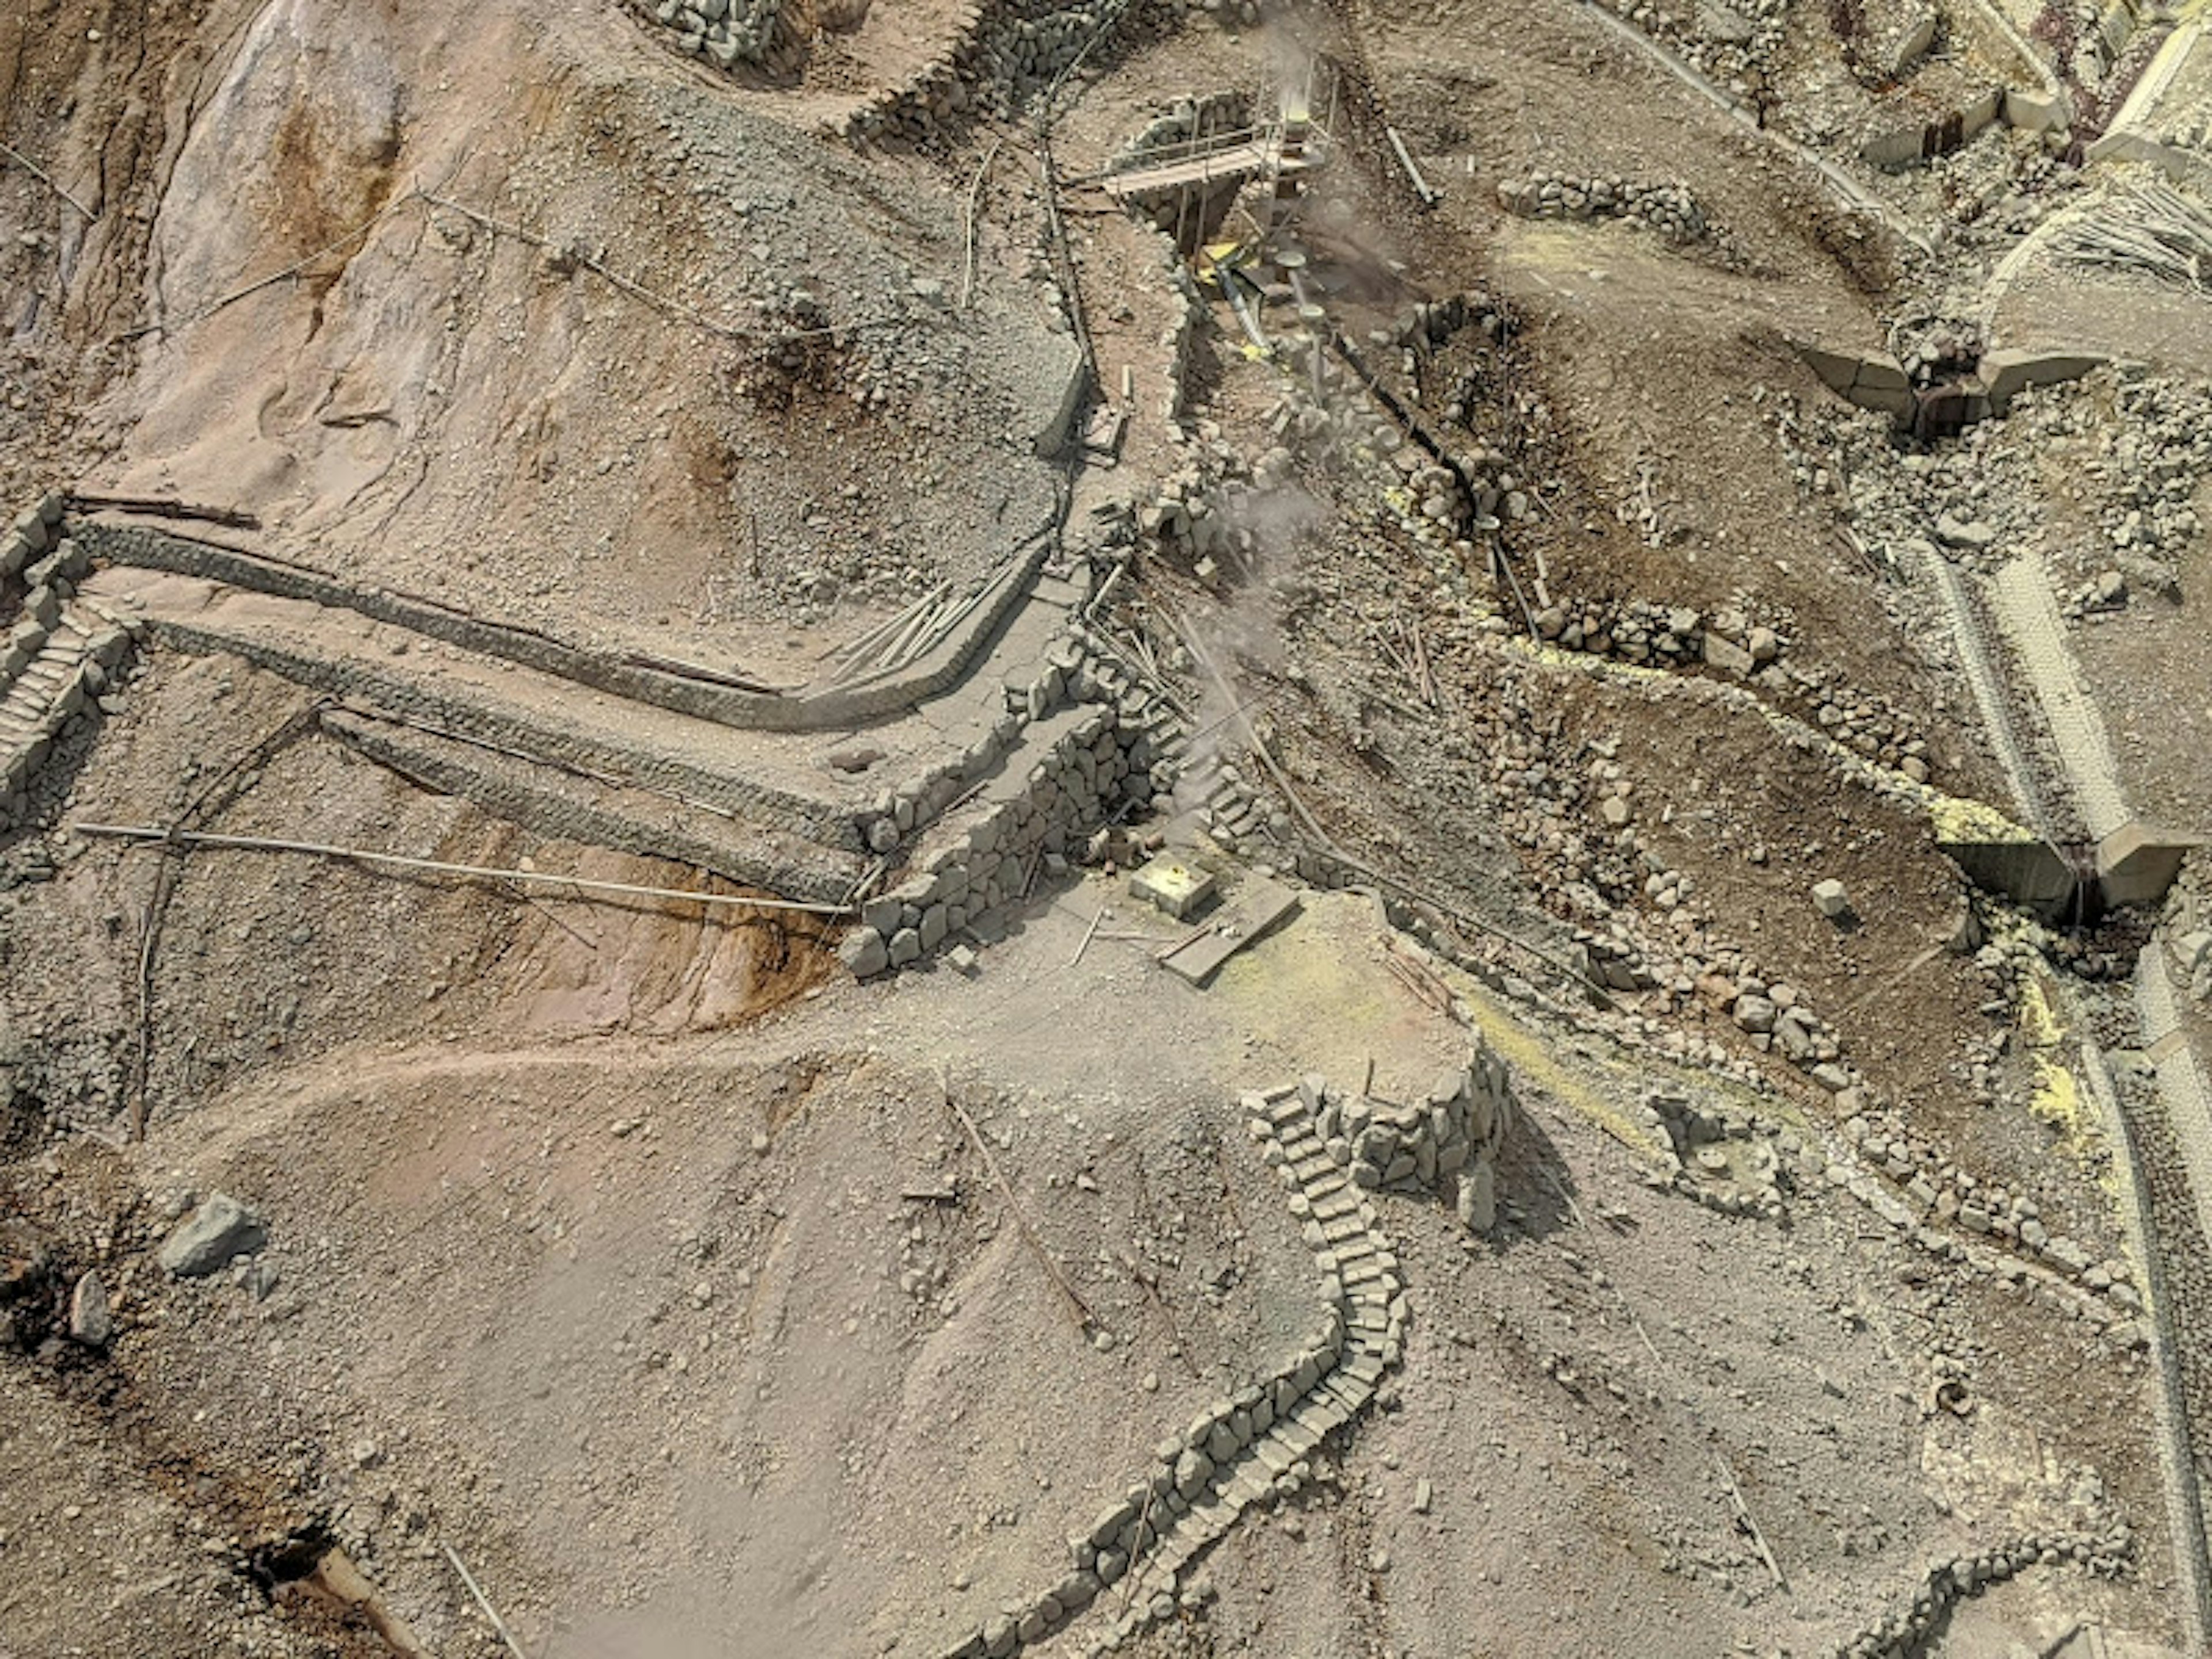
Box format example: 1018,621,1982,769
1128,857,1217,921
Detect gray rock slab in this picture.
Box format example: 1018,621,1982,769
158,1194,267,1278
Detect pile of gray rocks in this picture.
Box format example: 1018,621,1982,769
627,0,810,73
1816,368,2207,601
1641,1090,1789,1219
1497,172,1711,243
1832,1525,2134,1658
1308,1046,1514,1225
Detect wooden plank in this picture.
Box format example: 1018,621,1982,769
1160,874,1301,986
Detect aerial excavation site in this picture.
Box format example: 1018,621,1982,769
5,0,2212,1654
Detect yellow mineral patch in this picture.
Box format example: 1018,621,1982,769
2018,974,2065,1050
2030,1054,2113,1191
1927,792,2037,843
1495,635,2029,852
2013,972,2112,1183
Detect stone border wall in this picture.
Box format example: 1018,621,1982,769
843,0,1123,148
2,517,135,830
136,612,864,853
1497,172,1711,241
1310,1052,1511,1211
1831,1527,2133,1657
79,521,1054,736
844,558,1192,974
321,711,862,906
936,1073,1408,1657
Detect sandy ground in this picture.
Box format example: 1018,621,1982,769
5,0,2210,1656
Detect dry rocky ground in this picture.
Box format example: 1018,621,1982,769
5,0,2212,1657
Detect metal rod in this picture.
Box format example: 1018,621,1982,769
444,1545,533,1659
71,824,854,915
0,138,95,219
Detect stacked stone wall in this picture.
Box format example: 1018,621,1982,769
937,1074,1408,1657
844,699,1154,974
82,523,1053,736
624,0,816,74
1,505,136,829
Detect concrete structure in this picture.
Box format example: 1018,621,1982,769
1940,835,2084,920
1983,348,2108,413
1796,342,1915,421
2101,822,2209,910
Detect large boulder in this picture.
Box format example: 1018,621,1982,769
157,1194,267,1278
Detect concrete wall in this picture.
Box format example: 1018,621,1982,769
1797,342,1915,421
2100,821,2206,910
1982,349,2106,413
81,521,1054,736
1941,837,2082,919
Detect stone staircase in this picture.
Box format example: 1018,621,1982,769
1,599,135,830
937,1074,1405,1658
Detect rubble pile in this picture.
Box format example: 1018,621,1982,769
1497,172,1712,243
1641,1090,1789,1218
624,0,813,74
1815,369,2210,601
1891,320,1984,389
1927,127,2073,241
1591,0,1793,82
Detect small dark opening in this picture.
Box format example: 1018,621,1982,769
2058,842,2106,928
245,1524,337,1595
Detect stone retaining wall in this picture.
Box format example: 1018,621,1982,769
935,1073,1410,1657
81,522,1054,736
321,710,861,906
137,612,863,853
1,512,135,830
623,0,815,74
843,699,1157,974
844,0,1118,148
1310,1052,1512,1218
843,558,1194,974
